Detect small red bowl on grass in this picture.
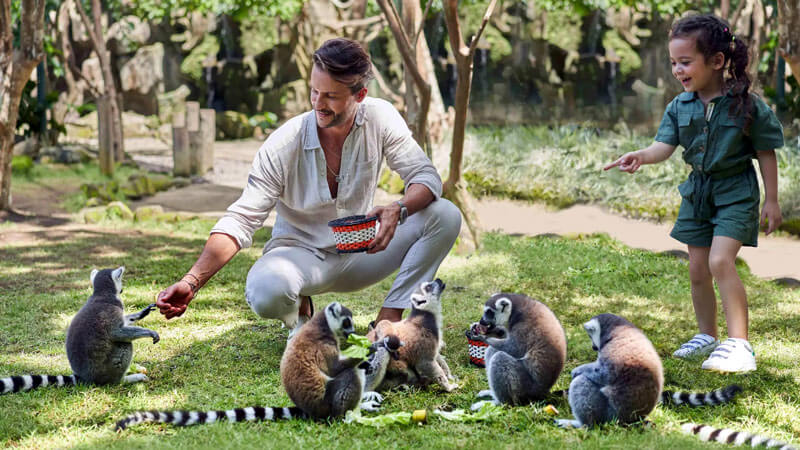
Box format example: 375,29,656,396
328,215,379,253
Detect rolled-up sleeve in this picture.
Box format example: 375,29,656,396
210,144,283,249
380,105,442,198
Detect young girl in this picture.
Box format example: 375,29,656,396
604,14,784,373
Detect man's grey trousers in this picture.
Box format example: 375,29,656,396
244,198,462,328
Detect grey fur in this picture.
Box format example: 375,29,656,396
1,267,158,395
468,293,567,409
556,313,663,428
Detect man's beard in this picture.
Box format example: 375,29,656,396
316,109,346,128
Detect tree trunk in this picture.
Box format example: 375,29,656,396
74,0,124,175
375,0,431,153
777,0,800,86
0,0,46,210
441,0,498,250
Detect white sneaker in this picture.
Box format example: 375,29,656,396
673,333,718,359
701,338,757,373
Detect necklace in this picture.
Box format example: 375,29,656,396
325,148,342,183
326,164,341,183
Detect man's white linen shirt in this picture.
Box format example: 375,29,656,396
210,97,443,258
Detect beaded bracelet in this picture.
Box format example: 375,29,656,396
182,273,200,294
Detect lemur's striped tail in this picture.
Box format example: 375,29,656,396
1,375,78,394
661,384,742,407
682,423,796,450
115,406,307,431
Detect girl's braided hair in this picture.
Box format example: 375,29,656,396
670,14,753,133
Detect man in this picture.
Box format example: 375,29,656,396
155,38,461,337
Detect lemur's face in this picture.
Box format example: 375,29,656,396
479,295,512,332
583,317,602,351
409,279,446,313
325,302,355,339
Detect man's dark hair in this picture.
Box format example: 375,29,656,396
312,38,374,93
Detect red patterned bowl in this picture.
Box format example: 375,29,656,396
467,337,488,368
328,215,378,253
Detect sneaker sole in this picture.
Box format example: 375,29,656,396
702,367,756,374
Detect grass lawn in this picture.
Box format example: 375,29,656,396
462,125,800,230
1,215,798,449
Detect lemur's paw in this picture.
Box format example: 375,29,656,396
361,391,383,404
555,419,582,429
442,382,458,392
123,373,148,384
470,400,491,411
360,400,381,412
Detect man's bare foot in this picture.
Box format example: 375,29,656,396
373,307,403,324
299,296,313,318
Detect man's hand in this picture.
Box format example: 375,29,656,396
155,281,195,319
366,202,402,253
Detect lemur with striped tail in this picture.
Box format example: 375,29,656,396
116,302,397,430
1,267,159,395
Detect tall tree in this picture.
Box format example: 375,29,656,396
0,0,46,210
74,0,123,175
441,0,498,249
375,0,432,152
777,0,800,86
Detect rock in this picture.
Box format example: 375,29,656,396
105,201,135,221
121,112,156,138
107,16,151,55
80,206,107,224
12,136,40,158
134,205,164,222
39,144,93,164
85,197,103,207
215,110,254,140
157,85,192,124
120,43,165,116
81,57,103,97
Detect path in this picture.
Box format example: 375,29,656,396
127,138,800,281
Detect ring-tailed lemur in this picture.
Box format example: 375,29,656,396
466,293,567,410
2,267,159,395
556,313,663,428
682,423,797,449
367,279,457,392
116,302,387,430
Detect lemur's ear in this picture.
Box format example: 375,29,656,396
112,266,125,282
90,269,99,285
329,302,342,318
497,297,512,313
